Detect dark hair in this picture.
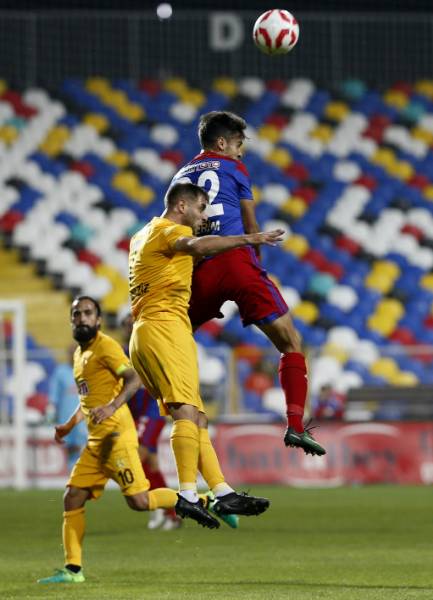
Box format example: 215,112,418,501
71,295,102,317
198,111,247,149
164,182,208,209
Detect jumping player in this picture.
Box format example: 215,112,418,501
171,111,326,456
128,182,281,523
38,296,216,585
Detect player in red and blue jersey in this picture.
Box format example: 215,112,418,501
121,313,181,530
171,111,326,457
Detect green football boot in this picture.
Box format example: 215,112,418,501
284,427,326,456
205,491,239,529
37,567,85,584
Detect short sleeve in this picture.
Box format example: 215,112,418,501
99,337,131,377
234,162,254,201
162,223,193,252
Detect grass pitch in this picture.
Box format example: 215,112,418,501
1,485,432,600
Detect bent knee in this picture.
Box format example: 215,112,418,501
126,493,149,511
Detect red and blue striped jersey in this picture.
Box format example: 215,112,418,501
171,151,254,236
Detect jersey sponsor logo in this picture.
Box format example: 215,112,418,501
77,380,89,396
130,281,150,300
198,220,221,235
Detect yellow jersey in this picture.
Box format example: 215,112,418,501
129,216,193,326
73,331,136,446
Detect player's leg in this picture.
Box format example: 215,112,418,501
258,314,326,456
196,411,269,519
138,418,181,529
114,435,218,529
222,248,325,456
38,447,105,584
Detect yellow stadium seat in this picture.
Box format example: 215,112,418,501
102,288,130,314
364,273,393,294
106,150,130,168
370,357,399,380
423,185,433,201
322,342,348,364
84,113,109,133
212,78,237,98
281,197,307,219
367,314,396,337
86,77,111,94
164,78,188,95
112,171,140,192
0,125,18,144
282,234,309,257
372,147,395,168
292,301,319,324
383,90,408,109
414,80,433,98
325,101,349,121
258,124,280,143
310,124,333,143
267,147,292,169
390,371,419,386
388,160,414,180
0,79,7,94
412,126,433,144
372,260,400,279
421,273,433,291
180,89,206,107
131,186,155,205
376,298,404,320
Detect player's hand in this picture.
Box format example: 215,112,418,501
248,228,285,247
89,403,116,424
54,424,71,444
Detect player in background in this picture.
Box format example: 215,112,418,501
120,311,181,531
47,343,87,472
171,111,326,457
128,182,282,524
38,296,216,585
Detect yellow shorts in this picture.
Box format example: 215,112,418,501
67,433,150,499
130,318,204,417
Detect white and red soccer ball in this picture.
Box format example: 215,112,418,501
253,9,299,56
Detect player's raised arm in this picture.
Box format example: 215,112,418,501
173,228,285,258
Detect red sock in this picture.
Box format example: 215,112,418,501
144,463,176,518
278,352,307,433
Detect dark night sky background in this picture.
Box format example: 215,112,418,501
0,0,432,12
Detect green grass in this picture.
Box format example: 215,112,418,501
1,485,432,599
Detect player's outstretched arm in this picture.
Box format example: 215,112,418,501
54,405,84,444
89,367,142,424
174,228,285,258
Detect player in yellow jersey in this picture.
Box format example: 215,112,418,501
38,295,218,585
129,182,284,523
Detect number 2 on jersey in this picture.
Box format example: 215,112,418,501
177,170,224,217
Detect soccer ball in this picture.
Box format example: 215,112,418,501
253,9,299,56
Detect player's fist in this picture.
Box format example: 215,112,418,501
54,424,70,444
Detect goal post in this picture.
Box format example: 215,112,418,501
0,300,27,489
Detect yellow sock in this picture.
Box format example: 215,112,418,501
170,419,199,490
63,507,85,567
148,488,178,511
198,427,226,489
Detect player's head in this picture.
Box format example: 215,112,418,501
164,182,209,233
70,296,102,344
198,111,246,160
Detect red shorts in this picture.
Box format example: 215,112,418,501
135,416,165,452
189,247,288,328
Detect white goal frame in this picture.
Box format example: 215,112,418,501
0,300,27,489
